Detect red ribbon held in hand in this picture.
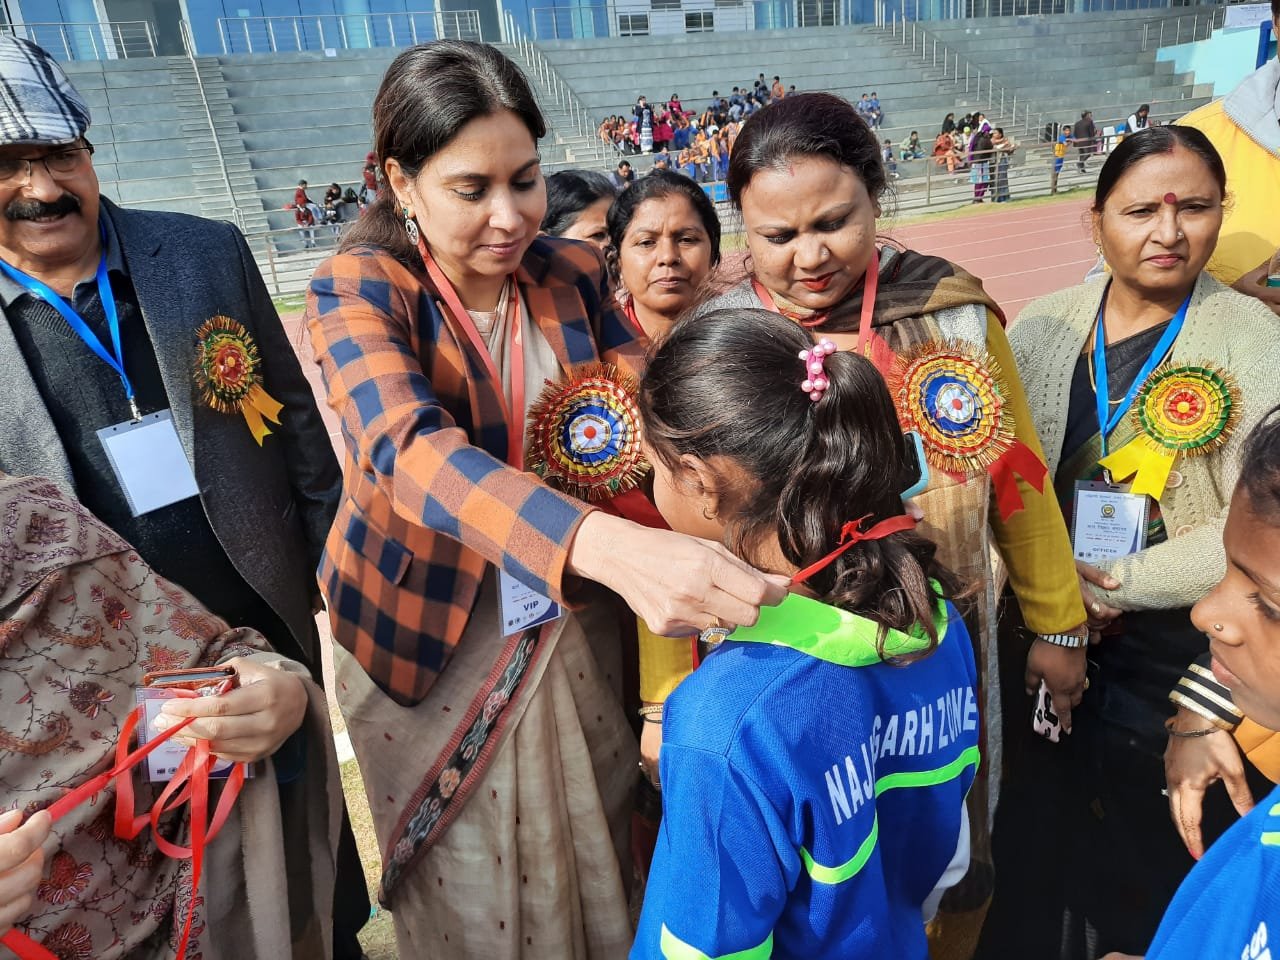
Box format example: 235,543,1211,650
2,686,246,960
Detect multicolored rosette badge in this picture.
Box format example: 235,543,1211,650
889,340,1049,521
194,316,284,446
526,364,650,502
1099,363,1240,500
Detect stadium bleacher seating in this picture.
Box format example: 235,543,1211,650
56,7,1220,292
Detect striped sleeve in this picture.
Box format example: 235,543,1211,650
307,251,593,604
1170,653,1243,731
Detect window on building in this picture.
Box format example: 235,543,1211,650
618,13,650,35
685,11,714,31
652,0,683,9
714,0,745,7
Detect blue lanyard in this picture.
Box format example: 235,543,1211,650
0,239,140,421
1094,289,1191,458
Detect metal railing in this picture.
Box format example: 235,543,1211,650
903,100,1200,206
1141,6,1227,49
214,11,481,55
881,3,1029,135
502,11,606,162
1,20,157,60
178,21,245,232
886,0,1206,22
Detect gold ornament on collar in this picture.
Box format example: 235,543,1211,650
194,316,283,446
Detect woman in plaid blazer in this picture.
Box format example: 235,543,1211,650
305,42,783,959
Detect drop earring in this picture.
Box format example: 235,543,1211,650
403,207,420,246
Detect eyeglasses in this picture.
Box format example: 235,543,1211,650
0,143,94,184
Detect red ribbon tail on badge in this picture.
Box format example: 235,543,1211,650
989,440,1050,522
602,488,670,530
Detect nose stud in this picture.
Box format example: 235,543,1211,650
1213,623,1224,632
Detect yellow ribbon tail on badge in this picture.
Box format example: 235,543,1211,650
239,383,284,446
1098,435,1176,501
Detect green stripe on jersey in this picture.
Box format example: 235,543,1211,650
660,925,774,960
801,746,981,885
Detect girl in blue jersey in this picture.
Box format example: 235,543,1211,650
631,307,981,960
1102,409,1280,960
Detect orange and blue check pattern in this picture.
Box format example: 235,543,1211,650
306,236,643,706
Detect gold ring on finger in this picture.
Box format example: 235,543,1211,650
699,617,732,648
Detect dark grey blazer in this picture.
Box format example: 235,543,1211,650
0,197,340,667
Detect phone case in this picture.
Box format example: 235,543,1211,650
142,665,239,694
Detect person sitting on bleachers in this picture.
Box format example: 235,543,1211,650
881,138,899,178
933,130,956,171
358,151,378,209
856,92,873,125
902,131,925,160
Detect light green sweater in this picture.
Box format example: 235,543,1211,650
1010,272,1280,612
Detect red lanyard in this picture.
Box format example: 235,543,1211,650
622,298,643,336
1,691,244,960
417,238,525,467
751,251,880,353
789,514,917,586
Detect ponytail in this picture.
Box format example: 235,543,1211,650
774,349,956,656
641,307,961,660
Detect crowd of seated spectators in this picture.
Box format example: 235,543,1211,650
597,75,793,183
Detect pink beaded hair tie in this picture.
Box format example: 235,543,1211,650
800,338,837,402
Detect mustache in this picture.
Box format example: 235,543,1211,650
5,194,81,222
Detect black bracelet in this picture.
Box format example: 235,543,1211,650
1164,716,1222,739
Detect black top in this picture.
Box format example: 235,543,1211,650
1061,315,1200,745
2,219,290,647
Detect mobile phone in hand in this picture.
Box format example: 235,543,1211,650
1032,679,1062,743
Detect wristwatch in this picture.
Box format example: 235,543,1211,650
1035,628,1089,649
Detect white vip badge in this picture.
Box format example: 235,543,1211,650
498,570,563,636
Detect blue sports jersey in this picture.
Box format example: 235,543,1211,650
1146,782,1280,960
632,596,980,960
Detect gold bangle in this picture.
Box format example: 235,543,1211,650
1163,716,1221,739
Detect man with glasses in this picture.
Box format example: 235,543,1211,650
0,36,369,960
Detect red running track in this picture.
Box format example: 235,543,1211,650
887,196,1096,322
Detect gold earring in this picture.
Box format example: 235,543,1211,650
701,505,716,521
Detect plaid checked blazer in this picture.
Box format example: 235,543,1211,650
307,236,644,706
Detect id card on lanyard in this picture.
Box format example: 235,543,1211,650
0,238,199,517
1071,291,1190,561
417,243,563,636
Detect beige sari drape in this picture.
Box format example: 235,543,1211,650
338,292,638,959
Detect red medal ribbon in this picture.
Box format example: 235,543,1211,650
1,686,245,960
751,252,889,368
417,237,524,467
790,513,919,586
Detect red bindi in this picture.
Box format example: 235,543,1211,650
1163,192,1178,205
